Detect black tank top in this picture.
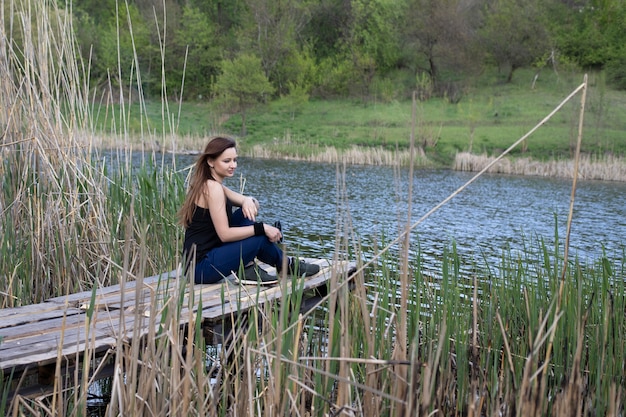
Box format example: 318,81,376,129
183,200,233,264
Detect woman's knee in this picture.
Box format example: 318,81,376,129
194,268,222,284
194,258,227,284
230,208,254,227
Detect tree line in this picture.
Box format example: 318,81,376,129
69,0,625,110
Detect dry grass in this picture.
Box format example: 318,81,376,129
0,0,187,307
9,246,625,417
248,144,431,166
0,0,116,305
2,2,625,416
454,152,626,181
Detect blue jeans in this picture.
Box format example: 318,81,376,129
194,209,283,284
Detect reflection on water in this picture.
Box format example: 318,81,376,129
170,154,626,269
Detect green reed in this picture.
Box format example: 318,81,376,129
0,0,202,307
2,1,625,415
0,151,186,306
6,150,624,416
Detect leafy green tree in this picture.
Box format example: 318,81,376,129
602,1,626,89
96,3,154,98
170,6,222,99
275,46,315,118
66,0,626,100
73,0,118,25
71,9,96,66
304,0,352,61
342,0,403,99
134,0,183,98
279,45,316,95
349,0,402,73
606,52,626,90
400,0,480,90
214,53,274,135
552,0,626,74
480,0,551,83
191,0,246,34
237,0,311,95
71,1,158,99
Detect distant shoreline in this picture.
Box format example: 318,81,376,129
92,138,626,182
243,145,626,182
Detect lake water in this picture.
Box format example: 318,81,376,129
86,153,625,411
173,156,625,272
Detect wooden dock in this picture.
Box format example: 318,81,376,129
0,258,354,400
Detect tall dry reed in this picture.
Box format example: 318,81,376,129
248,144,430,167
2,2,624,416
454,152,626,182
0,0,107,305
0,0,182,307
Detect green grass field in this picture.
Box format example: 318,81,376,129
92,69,626,165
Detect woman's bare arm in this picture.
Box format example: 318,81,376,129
206,181,258,242
223,185,259,221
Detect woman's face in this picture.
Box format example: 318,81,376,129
209,147,238,181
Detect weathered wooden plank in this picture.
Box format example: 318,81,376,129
0,273,182,331
0,303,64,320
0,306,158,371
201,284,288,321
0,282,259,371
0,305,123,349
82,287,155,311
200,259,346,322
45,270,180,307
0,304,85,329
83,275,225,314
0,259,352,378
0,314,90,347
0,298,212,372
0,284,220,371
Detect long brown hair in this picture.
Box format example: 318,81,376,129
178,136,237,228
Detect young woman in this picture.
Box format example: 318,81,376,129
179,135,320,284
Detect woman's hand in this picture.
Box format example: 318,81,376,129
263,223,283,243
242,196,260,221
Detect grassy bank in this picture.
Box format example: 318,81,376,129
92,68,626,168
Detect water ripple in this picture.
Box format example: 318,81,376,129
174,155,625,268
